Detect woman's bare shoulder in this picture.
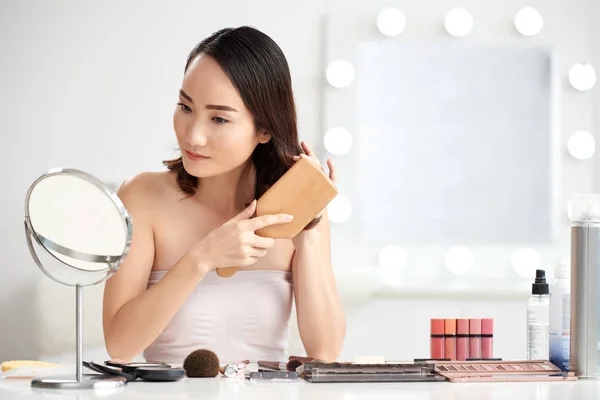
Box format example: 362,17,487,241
118,171,177,208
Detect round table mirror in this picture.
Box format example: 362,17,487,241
24,168,132,390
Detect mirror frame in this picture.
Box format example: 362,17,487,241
24,168,132,287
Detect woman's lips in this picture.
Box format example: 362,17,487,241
185,150,209,161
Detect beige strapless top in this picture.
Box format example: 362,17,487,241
143,269,294,364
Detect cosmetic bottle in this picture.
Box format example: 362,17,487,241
549,259,570,371
570,194,600,378
444,319,456,360
430,319,445,359
456,319,469,361
481,318,494,359
526,269,549,360
468,318,481,359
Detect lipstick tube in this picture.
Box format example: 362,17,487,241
430,319,445,359
469,318,482,359
482,318,494,359
456,318,469,361
444,319,456,360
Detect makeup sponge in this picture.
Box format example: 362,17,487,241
183,349,220,378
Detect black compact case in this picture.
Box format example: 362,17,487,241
83,361,185,382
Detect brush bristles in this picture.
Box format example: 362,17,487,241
286,359,302,371
183,349,220,378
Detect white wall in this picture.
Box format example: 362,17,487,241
0,0,598,363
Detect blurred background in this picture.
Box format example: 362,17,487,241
0,0,599,364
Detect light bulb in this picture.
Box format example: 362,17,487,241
376,7,406,37
444,8,474,37
324,127,353,156
514,7,543,36
567,131,595,160
569,63,597,91
327,194,352,223
511,248,540,277
326,60,355,88
444,246,474,275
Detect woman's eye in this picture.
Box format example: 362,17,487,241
177,103,192,113
212,117,228,124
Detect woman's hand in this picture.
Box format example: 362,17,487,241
190,200,293,272
292,141,337,220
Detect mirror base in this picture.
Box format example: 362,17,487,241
31,375,127,390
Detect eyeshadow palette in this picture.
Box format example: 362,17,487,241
296,360,576,383
298,362,446,383
429,360,576,382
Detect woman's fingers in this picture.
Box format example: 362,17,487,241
301,141,315,157
292,148,336,185
327,158,336,184
249,247,269,258
250,235,276,249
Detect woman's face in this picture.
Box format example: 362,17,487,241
173,54,270,178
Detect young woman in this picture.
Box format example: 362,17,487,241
102,26,345,364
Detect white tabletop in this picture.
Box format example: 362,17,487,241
0,376,599,400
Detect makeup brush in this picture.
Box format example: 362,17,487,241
286,358,304,371
183,349,220,378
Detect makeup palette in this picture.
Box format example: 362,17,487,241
429,360,576,382
296,360,576,383
298,362,446,383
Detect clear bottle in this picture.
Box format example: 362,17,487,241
527,269,550,360
549,260,570,371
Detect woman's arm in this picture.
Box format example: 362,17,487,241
292,209,346,361
102,174,209,361
103,174,292,361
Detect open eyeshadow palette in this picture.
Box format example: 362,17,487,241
298,362,445,383
296,360,575,383
429,360,576,382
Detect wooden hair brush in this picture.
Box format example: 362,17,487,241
216,156,338,278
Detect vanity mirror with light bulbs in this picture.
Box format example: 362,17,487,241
319,7,597,290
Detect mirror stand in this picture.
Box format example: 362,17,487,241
23,167,131,391
25,223,126,390
31,286,124,390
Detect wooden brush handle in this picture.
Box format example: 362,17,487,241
216,267,238,278
255,157,337,238
216,157,337,278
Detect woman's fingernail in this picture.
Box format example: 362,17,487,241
285,214,294,221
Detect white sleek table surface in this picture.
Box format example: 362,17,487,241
1,376,599,400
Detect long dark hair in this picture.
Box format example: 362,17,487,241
163,26,320,229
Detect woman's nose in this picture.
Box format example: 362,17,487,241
187,122,208,147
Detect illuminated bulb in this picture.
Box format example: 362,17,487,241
326,60,355,88
567,131,595,160
444,246,474,275
376,7,406,37
444,8,473,37
569,63,597,91
378,245,407,270
324,127,353,156
327,194,352,223
511,248,540,277
514,7,543,36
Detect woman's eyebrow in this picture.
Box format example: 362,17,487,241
179,89,194,103
180,89,238,112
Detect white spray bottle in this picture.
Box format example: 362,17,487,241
549,259,570,371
